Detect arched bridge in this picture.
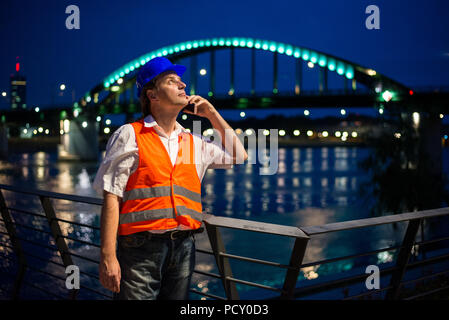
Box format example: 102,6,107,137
75,37,412,116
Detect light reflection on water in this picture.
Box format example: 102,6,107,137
1,146,446,299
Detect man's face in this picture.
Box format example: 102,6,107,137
150,71,188,107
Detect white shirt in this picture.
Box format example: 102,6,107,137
92,114,233,198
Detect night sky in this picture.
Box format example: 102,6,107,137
1,0,449,120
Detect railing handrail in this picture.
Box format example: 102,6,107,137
301,207,449,236
0,184,102,206
1,183,449,301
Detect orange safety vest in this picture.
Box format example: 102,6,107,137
118,119,203,236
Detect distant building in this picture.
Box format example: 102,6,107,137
10,60,27,110
10,73,27,110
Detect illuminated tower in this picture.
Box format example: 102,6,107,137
10,58,27,110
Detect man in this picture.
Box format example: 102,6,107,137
93,57,248,300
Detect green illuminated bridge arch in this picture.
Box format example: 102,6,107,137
77,37,410,110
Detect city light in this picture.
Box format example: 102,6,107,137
304,110,310,116
35,107,40,112
322,131,329,137
307,62,315,68
1,92,6,97
105,119,111,125
245,129,253,136
240,111,246,118
96,116,101,122
351,131,358,138
63,119,70,133
307,130,313,137
60,130,64,135
60,84,66,91
440,114,444,119
413,112,420,128
182,114,188,120
199,69,207,76
335,131,342,137
117,78,123,84
82,121,88,128
45,129,50,135
379,108,384,114
340,109,346,116
367,69,377,76
235,128,243,135
382,90,393,102
293,130,300,136
23,129,27,134
104,127,111,134
38,127,43,133
263,129,270,136
279,130,286,136
394,133,401,139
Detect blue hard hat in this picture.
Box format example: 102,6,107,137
136,57,186,98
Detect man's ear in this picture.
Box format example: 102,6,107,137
146,89,157,100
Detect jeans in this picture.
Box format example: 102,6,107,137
115,231,196,300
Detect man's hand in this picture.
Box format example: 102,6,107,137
99,254,121,293
183,95,216,119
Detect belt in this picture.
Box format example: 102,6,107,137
150,227,204,240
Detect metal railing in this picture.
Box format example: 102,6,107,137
1,183,449,300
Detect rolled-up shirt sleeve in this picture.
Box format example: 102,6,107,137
92,124,138,198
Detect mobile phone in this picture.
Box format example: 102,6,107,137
182,103,195,113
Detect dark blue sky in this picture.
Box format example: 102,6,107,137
1,0,449,118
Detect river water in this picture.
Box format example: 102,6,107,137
0,146,448,299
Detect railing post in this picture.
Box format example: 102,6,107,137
204,221,239,300
0,188,27,300
280,234,309,299
385,218,422,300
39,196,78,300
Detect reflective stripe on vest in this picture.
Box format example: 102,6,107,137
118,120,202,235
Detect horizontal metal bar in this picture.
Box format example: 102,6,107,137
60,234,100,248
415,235,449,247
22,249,66,268
292,266,397,299
22,279,66,300
196,248,214,255
7,207,46,219
12,235,58,252
54,217,100,231
203,213,309,239
225,276,283,292
407,253,449,269
218,251,295,270
189,288,227,300
343,285,394,300
300,245,401,269
0,184,103,207
193,269,222,279
400,268,449,287
302,207,449,236
64,250,99,264
404,284,449,300
8,220,53,236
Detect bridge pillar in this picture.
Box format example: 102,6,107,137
251,48,255,95
418,112,442,179
295,59,303,95
273,52,278,94
190,55,197,95
58,119,99,161
0,125,8,159
230,48,235,95
210,50,215,97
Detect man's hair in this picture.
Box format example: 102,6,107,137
139,79,157,118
